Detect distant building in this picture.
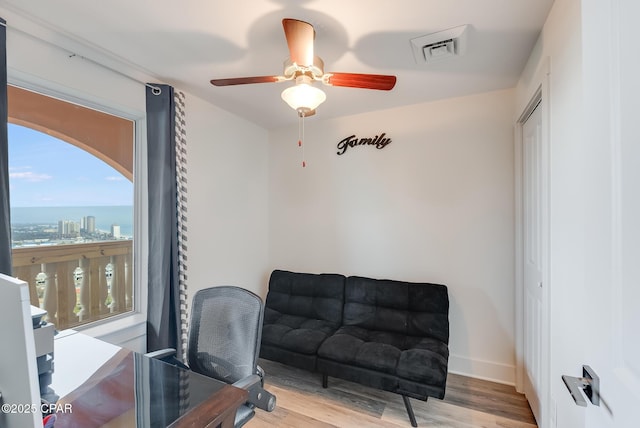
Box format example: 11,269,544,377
58,219,80,238
85,216,96,234
111,224,121,239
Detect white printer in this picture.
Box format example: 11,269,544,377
31,306,57,403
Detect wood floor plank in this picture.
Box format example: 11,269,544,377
398,398,537,428
260,384,399,427
249,401,335,428
251,359,538,428
260,360,388,418
444,374,536,424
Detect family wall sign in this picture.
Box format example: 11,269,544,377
336,133,392,155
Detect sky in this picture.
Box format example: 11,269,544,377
8,124,133,207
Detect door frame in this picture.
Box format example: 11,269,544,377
514,57,551,427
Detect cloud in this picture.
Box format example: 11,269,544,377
9,171,53,182
105,176,125,181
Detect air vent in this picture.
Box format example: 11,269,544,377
410,25,468,64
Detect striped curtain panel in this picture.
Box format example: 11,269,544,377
174,90,189,361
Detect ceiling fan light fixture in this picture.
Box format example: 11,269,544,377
281,81,326,113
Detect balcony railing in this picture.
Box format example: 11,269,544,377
12,240,133,330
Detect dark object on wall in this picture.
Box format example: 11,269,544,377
261,269,449,427
336,133,392,155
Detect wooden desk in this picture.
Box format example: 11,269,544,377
49,331,247,428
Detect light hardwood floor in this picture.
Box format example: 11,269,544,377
250,359,538,428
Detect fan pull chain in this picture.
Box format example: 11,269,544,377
298,112,306,167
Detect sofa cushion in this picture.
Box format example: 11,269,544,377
318,326,403,375
262,311,338,355
261,270,345,356
396,338,449,385
343,276,449,343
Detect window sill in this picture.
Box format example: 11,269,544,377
74,311,147,352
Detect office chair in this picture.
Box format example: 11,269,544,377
147,286,276,427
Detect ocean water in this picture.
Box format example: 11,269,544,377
10,206,134,236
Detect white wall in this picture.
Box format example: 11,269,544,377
185,95,270,299
268,89,517,384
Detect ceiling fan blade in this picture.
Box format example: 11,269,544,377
324,72,397,90
210,76,283,86
282,18,315,67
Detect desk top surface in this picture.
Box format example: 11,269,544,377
49,331,246,428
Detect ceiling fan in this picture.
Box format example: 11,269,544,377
210,18,397,118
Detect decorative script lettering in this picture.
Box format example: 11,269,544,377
336,133,392,155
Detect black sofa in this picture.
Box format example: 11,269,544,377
260,269,450,427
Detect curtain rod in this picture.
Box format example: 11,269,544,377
68,54,162,95
0,18,162,94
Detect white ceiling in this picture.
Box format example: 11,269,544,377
0,0,554,129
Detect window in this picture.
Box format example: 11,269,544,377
8,85,136,330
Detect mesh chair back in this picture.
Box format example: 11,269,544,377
187,286,264,384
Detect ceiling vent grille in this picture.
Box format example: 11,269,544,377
410,25,468,64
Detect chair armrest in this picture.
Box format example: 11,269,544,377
232,374,261,390
233,374,276,412
256,364,265,386
145,348,190,370
144,348,177,360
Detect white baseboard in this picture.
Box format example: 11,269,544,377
448,353,516,386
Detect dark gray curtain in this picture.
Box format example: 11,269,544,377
0,18,12,275
146,84,182,357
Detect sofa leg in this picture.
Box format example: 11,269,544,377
402,395,419,427
322,374,328,388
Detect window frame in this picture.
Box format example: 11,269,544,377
7,76,148,350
